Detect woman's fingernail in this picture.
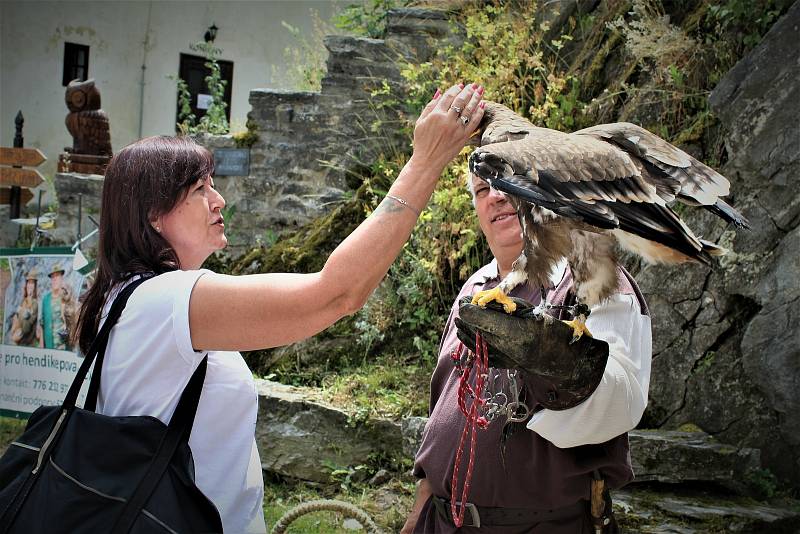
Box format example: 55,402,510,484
459,82,465,89
480,101,486,109
472,82,479,89
433,88,441,98
478,86,485,94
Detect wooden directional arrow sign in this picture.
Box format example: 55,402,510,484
0,167,44,187
0,147,46,167
0,187,34,205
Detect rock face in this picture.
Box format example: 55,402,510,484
634,3,800,485
255,384,800,530
214,9,456,253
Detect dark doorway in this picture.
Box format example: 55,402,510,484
176,53,234,129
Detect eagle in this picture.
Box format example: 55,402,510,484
467,102,750,340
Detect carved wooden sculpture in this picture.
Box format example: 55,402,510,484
58,78,113,175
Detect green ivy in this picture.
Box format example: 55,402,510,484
333,0,403,38
170,41,229,135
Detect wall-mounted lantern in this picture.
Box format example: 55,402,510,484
204,24,218,43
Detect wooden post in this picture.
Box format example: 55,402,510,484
10,111,23,218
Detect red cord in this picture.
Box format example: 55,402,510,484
450,332,490,527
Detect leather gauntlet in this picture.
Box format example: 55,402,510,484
455,296,609,410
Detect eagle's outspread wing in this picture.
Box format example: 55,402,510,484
574,122,749,228
467,101,750,340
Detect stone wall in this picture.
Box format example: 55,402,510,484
50,172,104,246
205,9,456,254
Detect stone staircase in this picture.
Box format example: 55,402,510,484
255,379,800,532
211,8,456,250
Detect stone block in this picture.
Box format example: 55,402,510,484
255,379,402,483
615,488,800,533
628,430,760,491
52,172,104,246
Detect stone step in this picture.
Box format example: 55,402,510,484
614,487,800,533
629,430,761,493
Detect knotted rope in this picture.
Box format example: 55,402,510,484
270,499,384,534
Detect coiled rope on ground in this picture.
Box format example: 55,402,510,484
270,499,385,534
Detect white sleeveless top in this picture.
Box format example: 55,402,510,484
97,269,266,533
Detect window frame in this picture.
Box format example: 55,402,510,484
62,42,90,86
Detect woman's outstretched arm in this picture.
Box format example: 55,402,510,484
189,83,485,351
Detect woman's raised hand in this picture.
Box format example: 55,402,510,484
411,83,485,172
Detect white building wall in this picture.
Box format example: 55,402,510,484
0,0,342,200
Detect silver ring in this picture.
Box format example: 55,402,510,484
450,105,462,114
460,115,471,125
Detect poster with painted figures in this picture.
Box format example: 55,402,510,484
0,248,90,418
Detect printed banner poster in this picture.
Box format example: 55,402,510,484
0,248,90,418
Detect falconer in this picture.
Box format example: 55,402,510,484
401,169,652,533
12,269,39,347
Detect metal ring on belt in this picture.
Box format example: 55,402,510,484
432,496,586,528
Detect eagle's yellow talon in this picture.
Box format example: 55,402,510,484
471,287,517,314
563,318,593,343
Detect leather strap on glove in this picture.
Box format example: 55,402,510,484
455,296,609,410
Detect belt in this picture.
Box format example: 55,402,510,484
431,495,586,528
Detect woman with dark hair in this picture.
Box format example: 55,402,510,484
11,270,39,346
73,83,485,532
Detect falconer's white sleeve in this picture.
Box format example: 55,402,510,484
526,293,652,448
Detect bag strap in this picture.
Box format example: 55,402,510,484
84,275,154,412
62,276,150,411
111,355,209,534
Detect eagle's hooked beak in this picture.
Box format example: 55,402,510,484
469,150,514,181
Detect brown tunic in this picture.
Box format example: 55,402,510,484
412,262,648,533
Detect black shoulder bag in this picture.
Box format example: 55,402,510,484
0,277,223,533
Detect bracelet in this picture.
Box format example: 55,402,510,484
386,194,421,217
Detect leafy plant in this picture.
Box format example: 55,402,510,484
400,1,585,132
170,41,229,135
173,77,195,127
745,468,780,499
708,0,784,50
333,0,402,38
